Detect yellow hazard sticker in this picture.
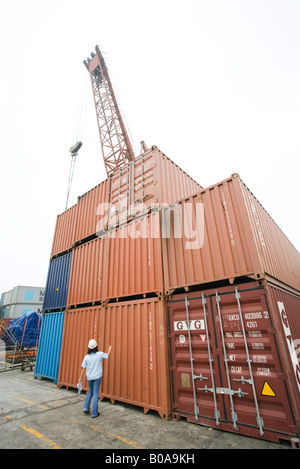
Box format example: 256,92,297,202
261,381,276,397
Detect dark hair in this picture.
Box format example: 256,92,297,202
88,346,98,354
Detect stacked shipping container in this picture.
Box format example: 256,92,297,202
56,148,201,411
162,174,300,294
36,150,300,445
37,147,201,395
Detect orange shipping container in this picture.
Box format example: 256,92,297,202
162,174,300,294
50,147,202,258
74,178,109,243
108,146,202,227
57,298,171,419
50,204,77,258
67,211,163,306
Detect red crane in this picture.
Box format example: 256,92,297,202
84,46,135,176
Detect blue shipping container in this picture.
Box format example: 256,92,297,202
34,311,65,383
43,252,72,311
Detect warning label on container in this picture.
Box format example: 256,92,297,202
261,381,276,397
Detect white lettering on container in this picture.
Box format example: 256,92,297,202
174,320,205,331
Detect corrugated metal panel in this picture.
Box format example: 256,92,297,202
49,147,201,255
58,298,171,418
103,211,163,300
108,147,202,228
34,312,65,383
156,149,202,206
168,281,300,443
67,211,163,306
67,236,106,307
162,174,300,294
239,178,300,291
51,204,77,258
3,290,13,306
43,253,72,311
74,178,109,243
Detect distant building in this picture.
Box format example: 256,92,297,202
0,286,45,318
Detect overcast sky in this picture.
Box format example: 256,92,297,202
0,0,299,293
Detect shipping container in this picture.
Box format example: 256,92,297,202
51,204,77,258
10,286,45,305
162,174,300,295
108,146,202,228
168,280,300,444
58,298,171,419
34,311,65,383
49,147,202,258
67,210,163,306
7,303,42,318
43,252,72,311
74,178,109,243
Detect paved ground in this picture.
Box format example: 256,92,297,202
0,369,293,452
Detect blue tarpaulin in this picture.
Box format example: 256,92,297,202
1,311,41,348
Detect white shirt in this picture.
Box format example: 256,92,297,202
81,351,108,380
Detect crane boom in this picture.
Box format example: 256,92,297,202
84,46,135,176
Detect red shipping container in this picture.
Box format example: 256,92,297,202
168,280,300,445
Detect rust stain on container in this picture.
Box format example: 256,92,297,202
67,211,163,306
162,174,300,294
58,298,171,419
168,280,300,444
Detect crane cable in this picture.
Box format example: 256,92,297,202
65,73,89,211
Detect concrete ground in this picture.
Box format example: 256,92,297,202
0,369,293,451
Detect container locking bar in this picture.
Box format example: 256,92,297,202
215,291,238,431
202,294,220,425
235,288,264,436
185,296,199,421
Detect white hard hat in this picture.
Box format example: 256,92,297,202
88,339,97,349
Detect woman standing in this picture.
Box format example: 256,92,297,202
79,339,112,418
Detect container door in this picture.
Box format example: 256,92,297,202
169,293,223,426
168,285,297,441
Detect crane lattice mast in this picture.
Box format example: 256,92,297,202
84,46,135,176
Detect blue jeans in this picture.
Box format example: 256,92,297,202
84,377,102,417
